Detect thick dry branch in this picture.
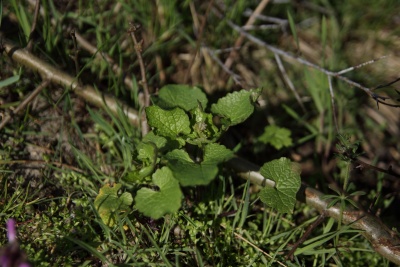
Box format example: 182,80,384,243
227,157,400,265
1,38,139,126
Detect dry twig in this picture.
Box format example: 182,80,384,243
223,0,270,70
286,213,327,261
183,0,215,84
69,30,80,76
203,46,243,86
128,22,150,135
228,157,400,265
26,0,41,52
0,80,50,130
26,0,136,91
225,20,400,108
274,54,306,112
1,38,139,126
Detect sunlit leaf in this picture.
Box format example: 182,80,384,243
259,158,301,213
135,167,182,219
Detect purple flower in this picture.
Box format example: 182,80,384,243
6,220,16,243
0,219,31,267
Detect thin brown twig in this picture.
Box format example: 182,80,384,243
355,159,400,179
274,54,306,112
128,23,150,107
203,46,243,86
220,223,288,267
0,79,50,130
243,10,288,32
224,19,400,108
128,22,150,136
286,213,327,261
336,56,387,75
73,31,134,90
26,0,41,52
374,76,400,90
223,0,270,70
70,29,80,76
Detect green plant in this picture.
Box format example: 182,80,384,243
94,85,302,221
2,0,400,265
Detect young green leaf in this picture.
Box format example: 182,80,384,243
259,158,301,213
142,131,167,150
143,130,181,153
146,106,191,140
157,84,208,111
187,106,221,144
202,143,234,163
94,183,133,226
211,89,260,126
165,143,234,186
258,125,293,150
135,167,183,219
124,141,158,182
137,141,157,162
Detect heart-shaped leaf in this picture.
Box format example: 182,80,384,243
135,167,183,219
259,158,301,213
165,143,233,186
157,84,208,111
211,88,260,126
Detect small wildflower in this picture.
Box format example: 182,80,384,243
0,219,31,267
